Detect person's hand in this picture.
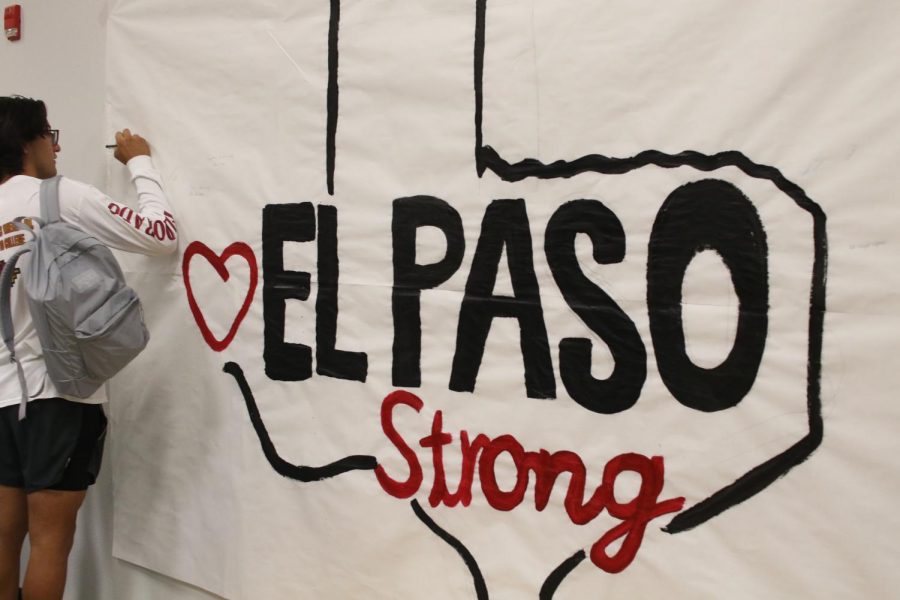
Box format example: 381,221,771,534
113,129,151,165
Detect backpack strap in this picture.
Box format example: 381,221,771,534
0,244,34,420
0,179,57,419
40,175,62,224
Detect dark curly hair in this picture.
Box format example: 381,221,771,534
0,96,49,181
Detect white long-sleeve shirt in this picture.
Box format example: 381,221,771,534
0,155,177,408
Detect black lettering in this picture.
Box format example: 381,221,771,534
392,196,465,387
450,199,555,399
546,200,646,414
316,205,367,381
262,203,315,381
647,179,768,412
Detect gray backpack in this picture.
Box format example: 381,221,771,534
0,176,149,419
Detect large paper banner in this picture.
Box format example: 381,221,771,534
106,1,900,598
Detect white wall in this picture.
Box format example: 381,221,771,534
1,2,221,598
0,0,106,184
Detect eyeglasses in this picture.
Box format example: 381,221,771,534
43,129,59,145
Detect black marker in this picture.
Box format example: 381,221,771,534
105,144,117,148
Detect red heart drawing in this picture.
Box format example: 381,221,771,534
183,241,258,352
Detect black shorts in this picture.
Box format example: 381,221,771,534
0,398,107,493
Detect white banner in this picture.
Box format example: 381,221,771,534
106,0,900,597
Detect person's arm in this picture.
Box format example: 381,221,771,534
66,130,177,256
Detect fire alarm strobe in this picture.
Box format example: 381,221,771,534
4,5,21,41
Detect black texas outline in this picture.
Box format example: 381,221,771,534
223,362,492,595
224,351,591,599
326,0,339,196
223,362,376,479
474,0,826,536
257,0,825,593
540,550,587,600
411,500,489,600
